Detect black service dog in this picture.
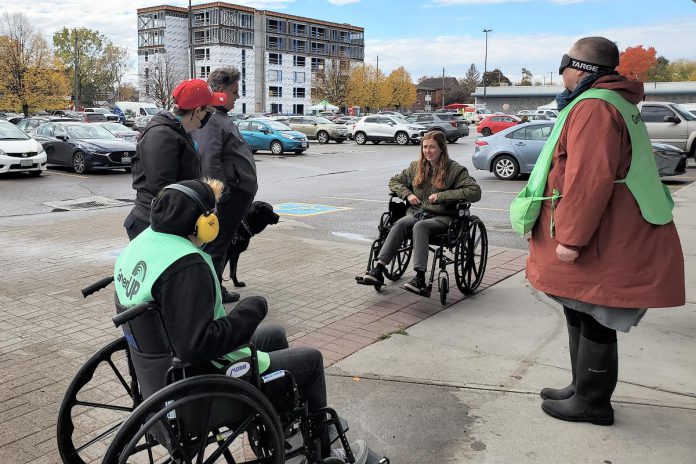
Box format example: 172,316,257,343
225,201,280,287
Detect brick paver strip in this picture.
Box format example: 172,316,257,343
0,208,526,463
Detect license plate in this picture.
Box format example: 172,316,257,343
122,156,131,164
20,159,33,167
301,142,308,148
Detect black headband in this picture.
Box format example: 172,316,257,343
163,183,213,215
558,54,614,75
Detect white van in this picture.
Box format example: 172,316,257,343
114,102,160,120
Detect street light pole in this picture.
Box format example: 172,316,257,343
442,67,445,109
549,71,553,86
482,29,492,106
189,0,195,79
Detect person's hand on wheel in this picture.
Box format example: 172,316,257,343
428,193,438,204
407,194,421,205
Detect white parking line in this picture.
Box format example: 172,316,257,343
47,171,89,179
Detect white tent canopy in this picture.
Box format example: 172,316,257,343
309,100,339,111
537,100,558,110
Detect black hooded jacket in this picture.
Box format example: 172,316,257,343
129,111,201,222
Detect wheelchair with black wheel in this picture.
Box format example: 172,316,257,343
356,193,488,304
57,276,389,464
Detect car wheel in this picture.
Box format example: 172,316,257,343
294,150,305,155
317,131,329,144
73,151,88,174
28,170,42,177
395,132,409,145
481,127,492,137
411,140,419,145
252,149,258,154
447,137,459,144
355,132,367,145
270,140,284,155
335,139,344,144
493,155,520,180
371,140,381,144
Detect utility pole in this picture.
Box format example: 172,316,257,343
549,71,553,86
73,29,79,111
482,29,492,106
189,0,195,79
376,54,379,112
442,67,445,109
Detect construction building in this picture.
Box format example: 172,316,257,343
137,2,364,114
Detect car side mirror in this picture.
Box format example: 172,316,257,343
56,134,68,141
663,115,680,124
262,128,271,134
312,122,318,126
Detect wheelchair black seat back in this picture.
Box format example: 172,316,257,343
357,193,488,304
58,276,389,464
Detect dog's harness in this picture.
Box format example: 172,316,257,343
231,220,254,245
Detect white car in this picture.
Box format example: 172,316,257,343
352,115,426,145
84,107,120,122
0,120,47,176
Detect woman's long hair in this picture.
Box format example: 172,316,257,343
414,130,449,189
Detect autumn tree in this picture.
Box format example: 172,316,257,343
311,59,350,107
118,83,139,102
667,59,696,82
141,51,185,109
482,68,511,87
460,64,480,103
97,42,129,102
386,66,415,110
0,12,70,115
520,67,533,86
347,64,389,112
617,45,656,81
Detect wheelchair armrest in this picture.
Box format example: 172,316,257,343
113,302,154,328
389,191,398,198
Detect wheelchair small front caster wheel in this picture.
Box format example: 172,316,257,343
439,274,449,305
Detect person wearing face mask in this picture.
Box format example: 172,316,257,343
359,130,481,296
521,37,685,426
123,79,226,241
193,67,257,304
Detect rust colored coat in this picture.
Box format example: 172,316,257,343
526,76,685,308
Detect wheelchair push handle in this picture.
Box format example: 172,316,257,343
113,302,152,328
81,276,114,298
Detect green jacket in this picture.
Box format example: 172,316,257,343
389,159,481,222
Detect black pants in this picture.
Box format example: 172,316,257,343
204,189,254,282
564,307,617,344
124,212,150,241
251,324,329,456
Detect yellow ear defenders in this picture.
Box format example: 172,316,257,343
163,184,219,243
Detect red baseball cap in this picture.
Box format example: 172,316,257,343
172,79,227,110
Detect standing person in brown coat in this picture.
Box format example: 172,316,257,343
526,37,685,425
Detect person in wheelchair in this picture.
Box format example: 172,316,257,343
114,178,369,463
361,131,481,296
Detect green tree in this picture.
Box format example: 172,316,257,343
520,67,533,86
311,59,351,107
667,59,696,82
97,42,129,102
482,68,511,87
53,27,106,106
386,66,416,110
460,64,480,103
646,56,670,82
0,12,70,115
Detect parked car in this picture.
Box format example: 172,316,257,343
16,116,80,135
83,108,120,122
463,107,493,124
472,121,687,180
351,115,426,145
638,101,696,159
133,115,154,134
51,110,81,119
78,112,108,123
228,112,247,122
237,119,308,155
476,115,521,137
96,122,138,142
33,122,135,174
286,116,348,144
517,113,552,122
0,120,47,176
681,103,696,117
406,112,469,143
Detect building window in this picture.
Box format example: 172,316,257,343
144,68,149,79
310,26,326,39
311,42,326,55
267,70,282,82
293,56,305,67
294,72,306,83
291,39,306,52
293,104,304,115
267,18,285,34
240,13,253,28
267,36,284,50
143,51,148,62
199,65,211,79
291,23,306,36
310,57,324,71
194,48,210,60
145,84,150,95
239,31,253,45
271,103,283,114
269,86,282,98
293,87,306,98
242,103,247,114
269,53,282,65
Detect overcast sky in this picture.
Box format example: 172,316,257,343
3,0,695,84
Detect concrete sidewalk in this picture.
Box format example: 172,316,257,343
328,183,696,463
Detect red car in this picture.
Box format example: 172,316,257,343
477,114,521,136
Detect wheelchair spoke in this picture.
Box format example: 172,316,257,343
73,421,123,454
203,415,254,463
107,357,133,397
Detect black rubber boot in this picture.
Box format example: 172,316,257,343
362,263,385,286
541,336,618,426
540,323,580,400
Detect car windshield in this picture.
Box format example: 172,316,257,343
0,121,30,140
100,123,130,132
390,116,410,125
266,120,292,130
92,108,110,114
144,107,159,115
315,117,333,124
65,125,118,139
672,104,696,121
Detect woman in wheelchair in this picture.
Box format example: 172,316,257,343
360,130,481,296
113,179,369,463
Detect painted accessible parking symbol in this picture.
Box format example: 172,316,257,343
273,202,351,217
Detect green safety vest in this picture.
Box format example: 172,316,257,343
509,88,673,236
114,227,270,373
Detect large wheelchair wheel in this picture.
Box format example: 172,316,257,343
382,236,412,282
454,216,488,295
57,337,138,464
102,375,284,464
